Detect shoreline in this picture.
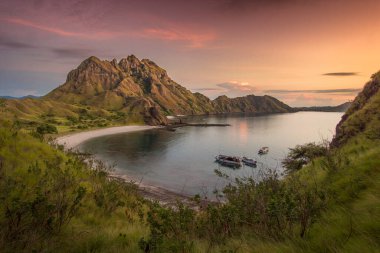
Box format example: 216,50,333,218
56,125,197,206
56,125,159,150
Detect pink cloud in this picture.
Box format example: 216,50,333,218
4,17,121,39
194,81,256,98
217,81,257,93
141,27,216,48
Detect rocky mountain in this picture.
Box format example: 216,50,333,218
331,71,380,147
46,56,293,124
213,94,292,113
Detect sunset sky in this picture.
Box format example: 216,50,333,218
1,0,379,106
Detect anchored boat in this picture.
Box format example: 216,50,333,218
242,157,257,167
258,147,269,155
215,155,242,168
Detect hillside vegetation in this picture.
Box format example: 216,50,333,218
0,71,379,252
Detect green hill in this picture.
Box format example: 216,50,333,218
332,71,380,146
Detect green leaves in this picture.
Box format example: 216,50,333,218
36,123,58,135
282,142,328,173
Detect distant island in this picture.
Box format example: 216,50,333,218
294,101,352,112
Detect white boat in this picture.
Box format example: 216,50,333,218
215,155,242,167
258,147,269,155
242,157,257,167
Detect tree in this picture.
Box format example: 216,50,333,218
282,142,327,173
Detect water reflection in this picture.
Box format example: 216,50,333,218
80,112,343,196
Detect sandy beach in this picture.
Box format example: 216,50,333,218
56,125,198,206
56,125,159,150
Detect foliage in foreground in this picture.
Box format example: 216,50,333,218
0,117,379,253
0,121,147,252
140,135,380,252
2,77,380,252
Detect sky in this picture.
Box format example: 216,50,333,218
0,0,379,106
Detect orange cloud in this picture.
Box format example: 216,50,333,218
142,27,216,48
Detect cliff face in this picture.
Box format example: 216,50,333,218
46,56,293,124
331,72,380,147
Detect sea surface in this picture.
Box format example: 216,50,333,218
79,112,343,197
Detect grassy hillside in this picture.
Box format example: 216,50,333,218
0,72,379,252
332,71,380,146
0,120,149,252
0,97,145,134
1,117,378,252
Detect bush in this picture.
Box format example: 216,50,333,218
66,115,79,124
140,201,196,252
282,142,328,173
36,124,58,135
141,170,327,250
0,159,86,250
0,98,6,107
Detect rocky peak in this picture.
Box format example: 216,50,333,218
118,55,141,73
64,56,121,94
214,95,229,101
111,58,118,68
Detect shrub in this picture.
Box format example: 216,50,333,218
36,124,58,135
282,142,328,173
0,159,86,250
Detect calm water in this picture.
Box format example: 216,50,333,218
79,112,343,196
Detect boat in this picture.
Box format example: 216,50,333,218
258,147,269,155
242,157,257,167
215,155,242,168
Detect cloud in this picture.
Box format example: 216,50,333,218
265,88,361,94
4,17,121,39
141,27,216,48
5,17,85,37
51,48,94,59
322,72,358,76
218,0,312,13
193,88,222,91
265,89,358,107
0,37,36,49
191,81,256,99
0,35,95,59
216,81,256,92
213,81,257,97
